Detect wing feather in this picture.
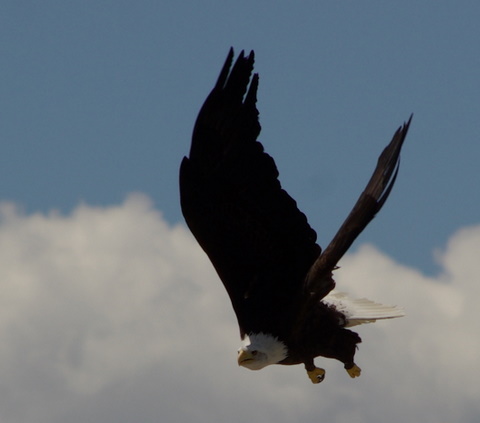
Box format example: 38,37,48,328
304,115,413,299
180,49,320,336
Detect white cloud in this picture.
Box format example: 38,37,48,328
0,194,478,423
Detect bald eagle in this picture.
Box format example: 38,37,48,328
180,48,411,384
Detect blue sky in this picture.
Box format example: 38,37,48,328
1,2,479,422
2,0,479,274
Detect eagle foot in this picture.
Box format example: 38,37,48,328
345,364,361,378
307,367,326,384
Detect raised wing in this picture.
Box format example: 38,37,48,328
304,115,412,299
180,49,321,337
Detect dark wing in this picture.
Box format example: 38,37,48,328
180,49,321,337
304,115,413,299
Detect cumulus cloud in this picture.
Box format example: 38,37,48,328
0,194,478,423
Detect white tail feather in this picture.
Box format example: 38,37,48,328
322,291,405,327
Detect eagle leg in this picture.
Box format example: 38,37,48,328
304,361,326,384
345,363,361,378
307,367,326,384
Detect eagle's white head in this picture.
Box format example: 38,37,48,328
237,333,288,370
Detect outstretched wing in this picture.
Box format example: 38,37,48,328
180,49,321,337
304,116,412,299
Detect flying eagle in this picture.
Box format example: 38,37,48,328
180,48,411,384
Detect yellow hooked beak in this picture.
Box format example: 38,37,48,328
237,349,255,366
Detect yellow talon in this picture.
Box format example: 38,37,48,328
307,367,326,384
346,364,361,378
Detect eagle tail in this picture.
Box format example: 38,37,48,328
322,291,405,327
